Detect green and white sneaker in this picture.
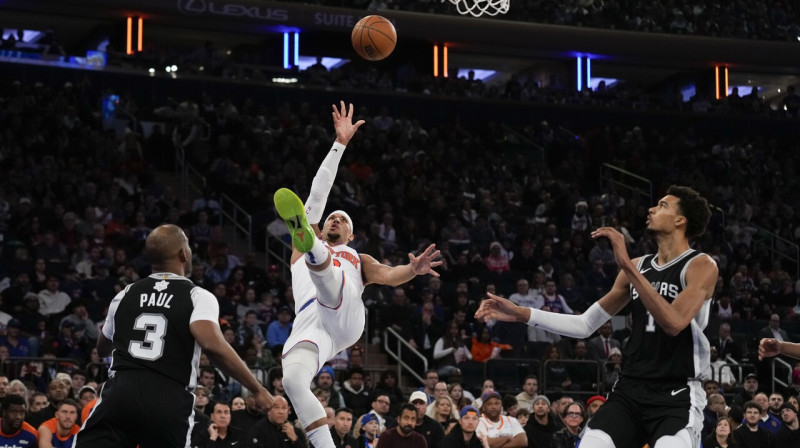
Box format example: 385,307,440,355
274,188,315,253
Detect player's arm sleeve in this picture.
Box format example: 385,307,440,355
433,338,453,360
526,302,611,339
190,287,221,324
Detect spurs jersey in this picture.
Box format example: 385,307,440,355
103,273,219,389
292,241,366,304
622,249,712,381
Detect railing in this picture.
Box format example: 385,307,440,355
1,356,81,380
174,143,256,255
752,226,800,279
772,357,794,394
265,232,293,274
383,327,427,387
500,124,545,161
485,358,541,392
600,163,653,209
219,193,253,254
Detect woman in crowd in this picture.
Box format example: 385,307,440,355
426,395,459,434
702,417,737,448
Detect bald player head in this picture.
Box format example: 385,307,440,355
145,224,193,276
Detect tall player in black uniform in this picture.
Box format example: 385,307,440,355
477,186,718,448
74,224,273,448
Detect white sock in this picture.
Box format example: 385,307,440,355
305,238,330,266
306,425,336,448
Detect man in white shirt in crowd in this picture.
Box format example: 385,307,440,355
476,391,527,448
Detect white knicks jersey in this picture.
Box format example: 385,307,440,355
292,241,366,306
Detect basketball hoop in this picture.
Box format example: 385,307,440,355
442,0,510,17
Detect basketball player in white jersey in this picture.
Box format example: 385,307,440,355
477,186,718,448
273,101,442,448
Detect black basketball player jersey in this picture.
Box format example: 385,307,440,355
622,249,712,381
104,273,218,388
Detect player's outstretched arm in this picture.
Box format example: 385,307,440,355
475,270,631,339
191,320,274,411
759,338,800,360
301,100,365,241
361,243,442,286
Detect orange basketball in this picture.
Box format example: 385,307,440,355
351,15,397,61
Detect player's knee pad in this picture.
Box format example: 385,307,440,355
308,265,344,308
281,344,326,428
580,428,616,448
653,429,696,448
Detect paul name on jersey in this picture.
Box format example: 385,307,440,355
139,293,174,308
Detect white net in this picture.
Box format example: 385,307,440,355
442,0,510,17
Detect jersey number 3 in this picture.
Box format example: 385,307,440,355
129,314,168,361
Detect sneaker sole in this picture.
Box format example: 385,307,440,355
274,188,315,253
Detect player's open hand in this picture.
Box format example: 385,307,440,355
252,387,274,413
409,243,443,277
759,338,781,360
475,293,521,323
332,101,365,146
591,227,631,269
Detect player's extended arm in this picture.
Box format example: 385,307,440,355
191,320,273,407
37,424,54,448
760,338,800,360
475,270,631,339
96,333,114,358
304,101,365,232
361,244,442,286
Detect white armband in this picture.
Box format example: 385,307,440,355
527,301,611,339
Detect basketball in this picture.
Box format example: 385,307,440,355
351,15,397,61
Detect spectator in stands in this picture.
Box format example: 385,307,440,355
602,348,622,391
704,417,736,448
758,314,789,344
266,306,293,351
409,390,445,448
702,393,727,439
245,396,306,448
28,378,68,428
476,391,526,448
776,403,800,446
330,407,357,448
0,319,31,358
433,320,472,377
541,280,573,315
567,340,598,391
542,344,574,392
733,374,760,409
704,346,737,393
37,276,70,320
753,392,781,435
585,395,605,420
470,326,512,363
711,321,741,360
408,302,444,364
768,393,784,421
425,395,459,434
515,375,539,413
372,370,403,418
341,367,371,419
588,321,620,361
551,401,585,448
523,395,558,448
733,401,774,448
315,366,344,411
379,403,427,448
439,405,489,448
